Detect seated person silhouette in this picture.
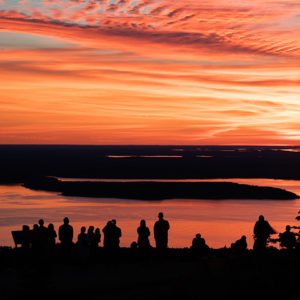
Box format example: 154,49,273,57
137,220,151,248
253,215,276,250
130,241,138,249
231,235,247,252
191,233,209,254
279,225,296,250
154,212,170,249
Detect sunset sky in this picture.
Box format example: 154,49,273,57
0,0,300,145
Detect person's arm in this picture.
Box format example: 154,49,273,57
253,223,258,235
58,227,62,241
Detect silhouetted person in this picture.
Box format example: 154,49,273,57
94,228,101,247
154,212,170,249
231,235,247,252
47,223,57,248
253,215,276,250
87,226,95,245
21,225,31,249
191,233,205,249
59,217,73,257
111,219,122,248
191,233,209,255
30,224,40,254
77,226,89,263
102,221,113,249
35,219,48,254
137,220,151,248
88,225,97,257
131,241,138,249
279,225,296,250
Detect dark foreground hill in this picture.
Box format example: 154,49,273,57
23,177,299,200
0,247,299,300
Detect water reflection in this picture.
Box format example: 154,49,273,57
0,180,299,249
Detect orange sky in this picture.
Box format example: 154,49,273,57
0,0,300,145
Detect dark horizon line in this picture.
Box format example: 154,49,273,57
0,144,299,147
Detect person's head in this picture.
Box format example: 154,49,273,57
196,233,201,239
95,228,100,234
111,219,116,225
130,241,138,249
81,226,86,233
48,223,54,230
63,217,69,225
259,215,264,222
241,235,246,240
23,225,30,231
140,219,146,227
88,226,94,233
158,212,164,220
33,224,38,230
38,219,44,226
286,225,291,231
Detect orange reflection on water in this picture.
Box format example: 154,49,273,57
0,182,299,248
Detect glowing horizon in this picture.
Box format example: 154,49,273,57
0,0,300,145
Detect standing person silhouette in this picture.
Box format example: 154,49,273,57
77,226,89,264
58,217,73,257
88,225,97,257
102,221,113,249
253,215,276,250
137,220,151,248
154,212,170,249
111,219,122,248
38,219,48,254
47,223,57,258
21,225,31,249
94,228,101,247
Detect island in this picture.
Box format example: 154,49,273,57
23,177,299,200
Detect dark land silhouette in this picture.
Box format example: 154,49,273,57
2,145,300,185
1,145,300,200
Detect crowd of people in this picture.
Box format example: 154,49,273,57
14,212,300,259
